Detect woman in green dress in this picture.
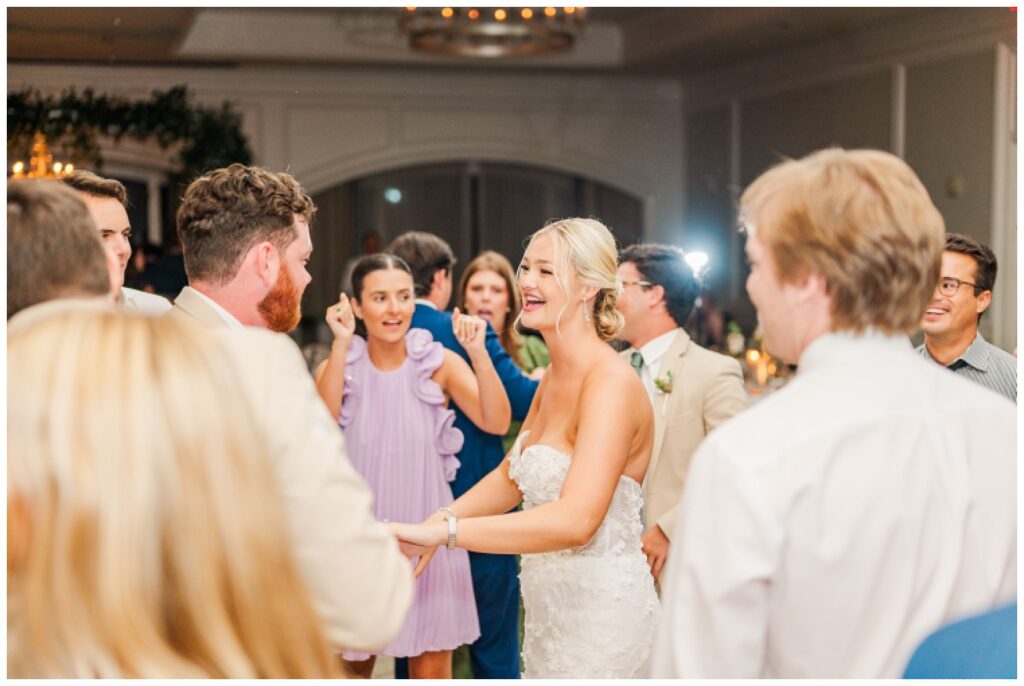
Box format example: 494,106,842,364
458,250,549,453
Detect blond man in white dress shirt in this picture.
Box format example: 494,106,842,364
650,148,1016,678
615,243,748,583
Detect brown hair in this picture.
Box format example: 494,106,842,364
458,250,522,365
7,180,111,318
740,148,945,334
944,232,998,323
619,243,701,329
61,169,128,206
944,232,997,294
8,310,340,678
386,231,456,297
176,164,316,285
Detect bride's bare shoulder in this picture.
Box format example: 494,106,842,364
583,351,646,399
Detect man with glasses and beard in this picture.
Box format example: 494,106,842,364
170,163,313,332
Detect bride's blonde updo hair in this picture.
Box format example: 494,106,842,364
524,217,624,341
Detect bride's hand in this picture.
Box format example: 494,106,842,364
389,521,446,577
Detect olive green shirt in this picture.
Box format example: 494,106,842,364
503,335,549,453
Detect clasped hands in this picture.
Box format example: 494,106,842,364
389,519,448,578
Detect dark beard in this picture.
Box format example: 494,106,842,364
257,265,302,332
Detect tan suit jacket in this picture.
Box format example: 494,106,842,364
120,287,172,316
623,329,749,540
167,287,413,652
168,285,236,329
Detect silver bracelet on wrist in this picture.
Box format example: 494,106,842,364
439,508,457,550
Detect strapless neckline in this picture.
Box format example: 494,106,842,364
517,431,643,490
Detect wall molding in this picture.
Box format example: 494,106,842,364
680,9,1015,345
989,42,1017,351
683,9,1014,112
890,63,907,157
8,62,684,241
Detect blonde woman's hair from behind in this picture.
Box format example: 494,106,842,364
458,250,523,365
7,311,340,678
519,217,624,341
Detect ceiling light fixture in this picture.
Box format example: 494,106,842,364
400,7,587,58
10,132,75,179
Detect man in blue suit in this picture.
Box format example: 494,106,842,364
389,232,538,679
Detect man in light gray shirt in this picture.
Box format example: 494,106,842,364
918,233,1016,402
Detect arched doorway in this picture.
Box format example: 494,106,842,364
302,160,644,342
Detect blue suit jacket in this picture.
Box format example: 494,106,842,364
411,303,538,498
903,604,1016,679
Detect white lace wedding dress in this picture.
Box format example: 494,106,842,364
508,432,661,678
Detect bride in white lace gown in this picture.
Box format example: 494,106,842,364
510,432,659,676
391,218,660,678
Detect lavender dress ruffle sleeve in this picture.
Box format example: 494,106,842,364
339,329,481,660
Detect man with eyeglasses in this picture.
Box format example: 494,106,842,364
615,243,748,586
918,233,1016,402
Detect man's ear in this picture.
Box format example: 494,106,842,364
790,269,829,304
647,283,666,310
251,241,279,288
431,268,447,295
976,289,992,316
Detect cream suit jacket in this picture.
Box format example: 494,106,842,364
168,287,413,651
623,329,749,540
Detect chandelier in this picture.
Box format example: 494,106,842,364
10,132,75,179
400,7,587,58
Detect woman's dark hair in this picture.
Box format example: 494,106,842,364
350,253,413,302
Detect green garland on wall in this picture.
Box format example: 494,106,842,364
6,85,252,182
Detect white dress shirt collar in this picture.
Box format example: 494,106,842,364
639,328,680,372
635,328,680,398
650,324,1015,678
186,286,245,330
415,298,438,311
797,329,912,374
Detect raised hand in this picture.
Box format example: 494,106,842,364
452,307,487,354
325,293,356,345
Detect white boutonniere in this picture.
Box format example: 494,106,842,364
653,370,674,417
654,370,674,395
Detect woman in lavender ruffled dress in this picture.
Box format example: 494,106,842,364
315,253,511,679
